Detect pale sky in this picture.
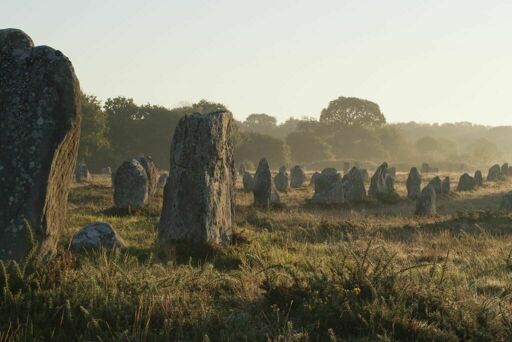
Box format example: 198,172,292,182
2,0,511,125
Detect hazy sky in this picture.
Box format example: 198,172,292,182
2,0,511,125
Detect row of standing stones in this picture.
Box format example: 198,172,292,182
2,28,512,261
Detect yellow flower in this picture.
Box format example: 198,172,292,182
352,287,361,296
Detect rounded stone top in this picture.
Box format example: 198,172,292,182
0,28,34,50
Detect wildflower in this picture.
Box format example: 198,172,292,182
352,287,361,296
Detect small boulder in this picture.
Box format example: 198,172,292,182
406,167,422,200
487,164,502,181
253,158,280,207
75,161,91,182
71,222,126,251
311,168,343,204
457,173,476,192
502,163,509,177
415,185,437,216
114,159,149,209
290,165,306,188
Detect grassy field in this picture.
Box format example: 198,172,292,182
2,171,512,341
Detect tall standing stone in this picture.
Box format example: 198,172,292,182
274,166,289,192
474,170,483,187
75,161,91,182
159,112,235,244
501,163,509,177
311,168,343,204
487,164,502,181
406,167,422,199
137,154,159,196
114,159,149,209
290,165,306,188
0,29,81,262
253,158,280,208
369,162,396,199
415,185,437,216
342,167,367,202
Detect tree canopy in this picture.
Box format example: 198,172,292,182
319,96,386,128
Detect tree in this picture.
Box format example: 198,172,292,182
286,131,333,164
468,138,500,163
78,93,110,169
234,132,289,168
243,113,277,134
319,96,386,128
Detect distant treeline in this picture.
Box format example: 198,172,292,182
79,93,512,172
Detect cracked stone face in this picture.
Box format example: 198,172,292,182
159,111,236,244
0,29,81,261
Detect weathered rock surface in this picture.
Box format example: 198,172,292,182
159,112,235,244
474,170,483,186
274,167,289,192
311,168,343,204
406,167,422,199
75,161,91,182
253,158,280,208
71,222,126,251
369,162,396,199
114,159,148,209
441,176,450,193
0,29,81,261
457,173,476,192
137,155,159,196
487,164,502,181
290,165,306,188
415,185,437,216
243,172,254,192
428,176,442,194
342,167,367,202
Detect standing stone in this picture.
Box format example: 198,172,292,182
114,159,149,209
71,222,126,251
387,167,396,178
310,172,320,186
253,158,280,208
343,162,350,174
0,29,81,261
428,176,442,194
501,192,512,210
415,185,437,216
290,165,306,188
158,172,168,187
501,163,509,177
312,168,344,204
487,164,502,181
474,170,483,186
421,163,430,173
369,162,396,199
137,155,159,196
159,112,235,244
360,169,369,182
274,167,289,192
406,167,422,199
75,161,91,182
441,176,450,193
342,167,367,202
242,172,254,192
457,173,476,192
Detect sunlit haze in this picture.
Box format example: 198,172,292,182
2,0,511,125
